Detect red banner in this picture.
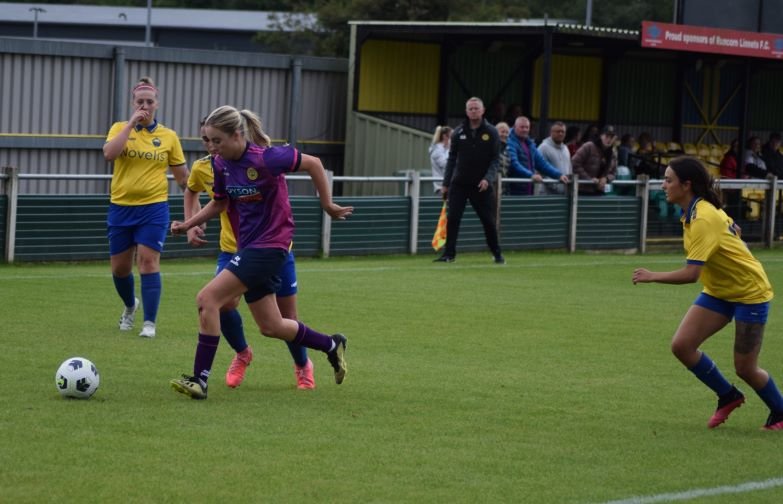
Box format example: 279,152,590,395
641,21,783,60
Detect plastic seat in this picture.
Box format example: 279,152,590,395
683,143,698,155
668,141,683,153
655,141,667,152
709,144,724,157
697,144,710,158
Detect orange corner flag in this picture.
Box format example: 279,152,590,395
431,202,447,251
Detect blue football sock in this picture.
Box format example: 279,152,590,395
286,341,309,367
756,376,783,413
112,274,136,307
219,309,247,353
140,272,161,323
688,352,733,396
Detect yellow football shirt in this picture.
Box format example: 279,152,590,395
187,155,237,253
683,198,773,303
107,121,186,205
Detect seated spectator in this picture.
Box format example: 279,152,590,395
617,133,637,174
495,121,511,178
761,132,783,178
504,103,523,126
565,125,582,157
538,121,571,194
633,132,660,177
506,116,569,195
486,100,506,126
744,136,768,178
429,125,452,195
572,125,618,195
581,123,600,145
719,139,741,179
719,139,743,217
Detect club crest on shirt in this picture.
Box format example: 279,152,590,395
246,167,258,180
152,137,161,147
481,133,490,141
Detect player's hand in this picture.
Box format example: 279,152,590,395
186,226,207,247
129,108,150,128
632,268,653,284
325,203,353,220
170,220,188,236
478,179,489,192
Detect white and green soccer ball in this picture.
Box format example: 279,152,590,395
55,357,100,399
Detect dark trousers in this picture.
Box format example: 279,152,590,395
444,183,501,258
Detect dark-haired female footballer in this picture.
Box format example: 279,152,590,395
169,105,352,399
633,156,783,430
103,76,189,339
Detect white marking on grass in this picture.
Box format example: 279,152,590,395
2,256,783,281
599,477,783,504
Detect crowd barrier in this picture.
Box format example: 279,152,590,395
0,167,780,263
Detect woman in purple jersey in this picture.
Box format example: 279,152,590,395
169,105,353,400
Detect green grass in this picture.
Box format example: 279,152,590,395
2,251,783,503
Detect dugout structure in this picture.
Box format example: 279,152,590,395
344,20,783,191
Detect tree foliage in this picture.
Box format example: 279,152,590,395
14,0,675,57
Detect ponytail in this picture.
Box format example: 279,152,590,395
240,110,271,147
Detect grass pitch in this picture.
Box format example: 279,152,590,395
2,251,783,503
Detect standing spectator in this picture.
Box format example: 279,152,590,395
429,125,452,195
761,132,783,178
506,116,569,196
169,105,353,399
102,76,189,339
564,125,582,157
744,136,768,178
495,121,511,177
633,156,783,431
572,125,618,195
435,97,504,264
538,121,572,194
184,118,315,390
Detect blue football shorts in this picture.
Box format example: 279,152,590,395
217,250,297,298
694,292,770,324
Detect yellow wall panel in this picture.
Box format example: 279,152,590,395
532,55,602,121
358,40,440,114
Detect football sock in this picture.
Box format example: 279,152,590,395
140,272,161,323
219,309,247,353
755,376,783,413
286,341,309,367
112,274,136,308
293,321,334,353
194,333,220,385
688,352,733,396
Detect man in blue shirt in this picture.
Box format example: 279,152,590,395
506,116,569,195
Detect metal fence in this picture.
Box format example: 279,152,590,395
1,166,781,263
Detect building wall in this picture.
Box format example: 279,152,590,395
0,37,348,194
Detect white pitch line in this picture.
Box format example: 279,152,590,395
600,477,783,504
2,256,783,281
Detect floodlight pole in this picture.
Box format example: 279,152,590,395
29,7,46,39
585,0,593,27
145,0,152,47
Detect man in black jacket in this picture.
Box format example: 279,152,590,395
436,97,505,264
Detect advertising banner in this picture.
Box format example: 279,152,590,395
641,21,783,60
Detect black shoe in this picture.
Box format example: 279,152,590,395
433,255,455,263
493,254,506,264
326,334,347,384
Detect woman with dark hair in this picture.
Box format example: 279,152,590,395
633,156,783,430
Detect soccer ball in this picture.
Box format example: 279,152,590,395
55,357,100,399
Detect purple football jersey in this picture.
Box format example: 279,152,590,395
211,143,301,250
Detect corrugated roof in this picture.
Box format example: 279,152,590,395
0,2,316,31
